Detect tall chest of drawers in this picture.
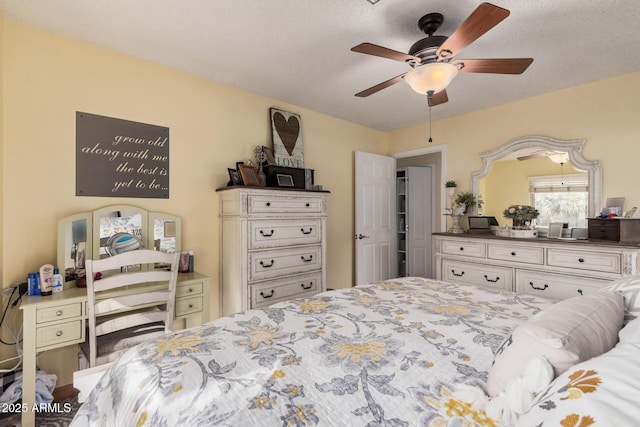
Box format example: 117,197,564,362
434,233,640,301
217,187,329,315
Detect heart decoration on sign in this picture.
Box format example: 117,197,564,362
273,111,300,156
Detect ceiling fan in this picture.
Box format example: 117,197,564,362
517,150,569,164
351,2,533,106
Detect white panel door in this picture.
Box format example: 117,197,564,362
355,151,396,285
407,166,433,278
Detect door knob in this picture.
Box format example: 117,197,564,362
355,234,370,240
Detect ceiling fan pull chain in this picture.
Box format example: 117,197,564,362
427,91,433,143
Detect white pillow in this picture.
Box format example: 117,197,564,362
516,341,640,426
486,291,624,397
600,274,640,323
618,315,640,343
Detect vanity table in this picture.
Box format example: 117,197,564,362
17,205,211,427
19,272,210,426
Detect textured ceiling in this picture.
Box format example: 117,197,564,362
2,0,640,131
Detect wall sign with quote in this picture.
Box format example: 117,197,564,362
270,108,304,168
76,111,170,198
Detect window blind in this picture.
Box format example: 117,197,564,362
529,173,588,193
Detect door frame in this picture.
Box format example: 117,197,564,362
391,145,447,232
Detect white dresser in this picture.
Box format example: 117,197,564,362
217,187,329,315
434,233,639,300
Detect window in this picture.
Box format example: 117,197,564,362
529,173,588,228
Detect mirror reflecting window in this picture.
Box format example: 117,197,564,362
471,135,602,221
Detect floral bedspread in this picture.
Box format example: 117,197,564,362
70,277,551,427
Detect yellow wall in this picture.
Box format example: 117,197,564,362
482,158,580,222
1,20,387,383
388,71,640,216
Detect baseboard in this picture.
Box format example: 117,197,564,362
53,383,79,401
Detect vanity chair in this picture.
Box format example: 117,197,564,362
74,249,180,402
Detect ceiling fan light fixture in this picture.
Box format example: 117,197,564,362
404,62,458,95
549,153,569,164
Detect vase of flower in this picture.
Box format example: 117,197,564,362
503,205,540,238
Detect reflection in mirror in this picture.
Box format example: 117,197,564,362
57,212,93,285
93,205,147,260
58,206,183,288
149,213,182,270
105,232,143,256
149,213,181,255
471,135,602,225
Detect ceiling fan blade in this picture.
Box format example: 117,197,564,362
351,42,420,63
454,58,533,74
517,153,548,161
355,73,406,97
436,3,510,59
428,89,448,107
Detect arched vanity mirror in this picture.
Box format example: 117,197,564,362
470,135,602,220
57,205,182,286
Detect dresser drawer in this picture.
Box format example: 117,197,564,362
441,239,486,258
175,296,203,317
516,270,609,300
442,259,512,291
488,243,544,265
547,248,621,273
249,245,322,281
248,194,324,214
36,302,83,324
176,281,204,298
36,320,84,349
249,219,321,249
250,273,321,309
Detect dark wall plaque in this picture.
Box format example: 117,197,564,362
76,112,169,198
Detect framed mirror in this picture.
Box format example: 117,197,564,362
57,205,183,287
470,135,602,220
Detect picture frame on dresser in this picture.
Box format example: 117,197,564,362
276,174,294,187
238,164,260,186
227,168,242,186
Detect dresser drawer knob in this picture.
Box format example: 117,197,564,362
187,288,193,293
529,282,548,291
459,247,464,251
56,310,63,316
578,258,585,263
305,203,310,207
265,202,271,207
188,304,194,309
260,290,275,299
301,255,313,262
484,275,500,283
451,269,465,277
56,331,63,337
259,260,275,268
300,228,313,235
578,289,583,296
301,282,313,290
260,229,275,237
511,252,516,256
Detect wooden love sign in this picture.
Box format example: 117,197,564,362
270,108,304,168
